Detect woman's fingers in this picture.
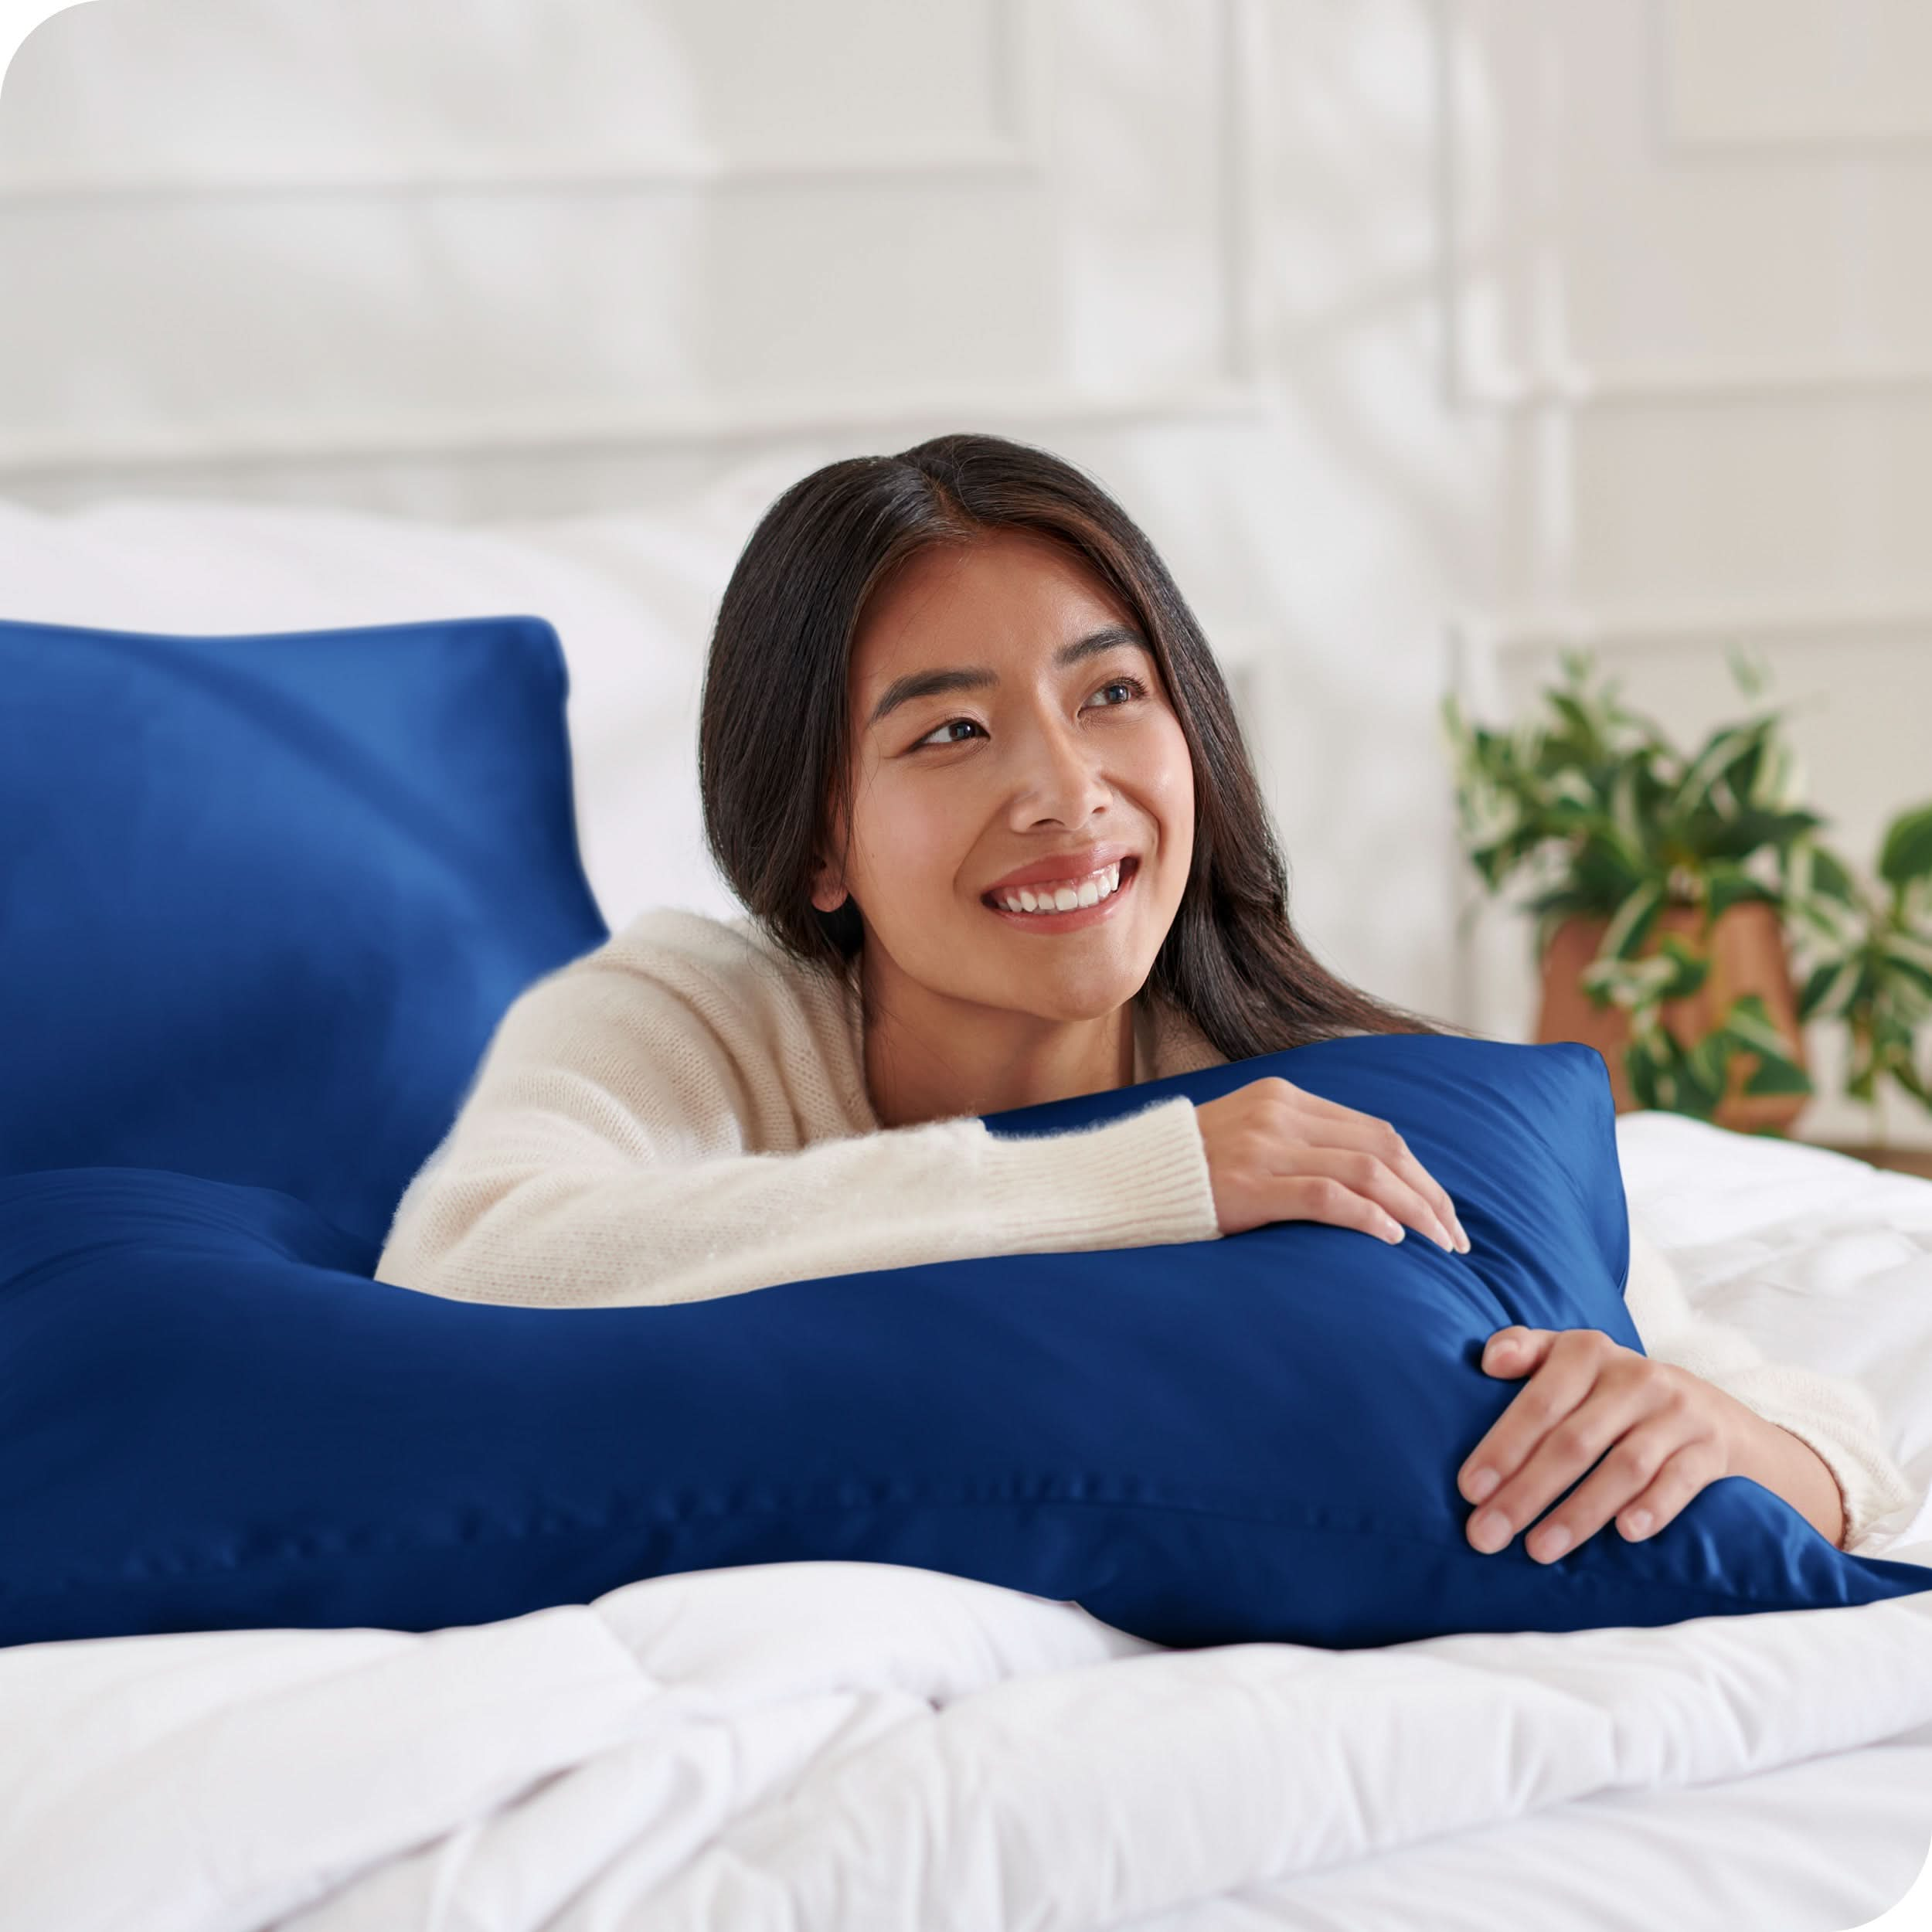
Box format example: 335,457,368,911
1460,1330,1610,1548
1538,1434,1730,1559
1286,1095,1468,1251
1460,1333,1726,1561
1474,1381,1656,1558
1192,1077,1468,1248
1269,1173,1412,1246
1273,1145,1461,1253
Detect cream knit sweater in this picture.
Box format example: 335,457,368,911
376,907,1920,1553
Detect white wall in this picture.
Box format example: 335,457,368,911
2,0,1927,1145
1443,0,1932,1147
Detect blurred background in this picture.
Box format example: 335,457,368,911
3,0,1929,1150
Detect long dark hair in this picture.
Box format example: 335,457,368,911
698,430,1472,1060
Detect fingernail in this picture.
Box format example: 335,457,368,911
1471,1510,1510,1553
1453,1217,1471,1253
1623,1509,1653,1539
1382,1220,1405,1243
1532,1526,1570,1562
1466,1466,1498,1503
1432,1223,1456,1253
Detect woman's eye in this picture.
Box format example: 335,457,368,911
913,717,986,750
910,674,1147,752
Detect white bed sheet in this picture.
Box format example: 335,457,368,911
1,1110,1929,1932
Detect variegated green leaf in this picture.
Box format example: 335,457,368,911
1804,842,1859,905
1696,807,1825,864
1600,878,1666,961
1654,932,1711,1000
1879,804,1932,889
1882,927,1932,989
1672,720,1775,823
1892,1055,1931,1104
1683,1032,1733,1112
1609,760,1645,858
1725,643,1771,702
1750,733,1802,809
1626,1049,1658,1111
1798,954,1862,1021
1873,1009,1919,1055
1787,898,1859,948
1741,1053,1812,1097
1549,767,1598,809
1703,862,1776,922
1717,992,1792,1060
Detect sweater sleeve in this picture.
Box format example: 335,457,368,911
372,953,1223,1311
1622,1213,1920,1552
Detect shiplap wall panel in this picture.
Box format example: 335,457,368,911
1560,404,1932,613
0,0,1246,471
1662,0,1932,148
1447,0,1932,1141
0,0,1022,185
1444,0,1932,397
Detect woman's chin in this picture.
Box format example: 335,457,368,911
991,954,1145,1020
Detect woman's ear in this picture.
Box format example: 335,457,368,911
811,801,852,913
809,856,849,914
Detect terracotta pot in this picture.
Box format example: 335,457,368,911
1534,900,1810,1134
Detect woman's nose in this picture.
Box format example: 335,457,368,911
1012,719,1110,821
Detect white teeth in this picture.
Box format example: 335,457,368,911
995,860,1125,917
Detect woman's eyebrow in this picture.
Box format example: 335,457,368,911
866,624,1148,728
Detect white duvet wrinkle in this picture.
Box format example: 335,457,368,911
283,1689,928,1932
1393,1594,1932,1791
0,1607,655,1932
0,1625,416,1846
624,1593,1932,1932
1165,1735,1932,1932
624,1646,1621,1931
589,1560,1151,1711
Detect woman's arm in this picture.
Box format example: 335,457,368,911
374,949,1221,1309
1622,1215,1919,1550
1721,1405,1846,1548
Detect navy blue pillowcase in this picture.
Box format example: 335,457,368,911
0,615,608,1251
2,1036,1926,1651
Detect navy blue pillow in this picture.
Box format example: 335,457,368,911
0,614,608,1250
2,1037,1925,1651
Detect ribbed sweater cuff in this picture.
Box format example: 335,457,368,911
972,1094,1221,1251
1770,1421,1917,1552
1713,1363,1921,1550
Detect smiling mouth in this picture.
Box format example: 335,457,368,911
981,855,1140,922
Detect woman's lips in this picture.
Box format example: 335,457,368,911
982,855,1139,929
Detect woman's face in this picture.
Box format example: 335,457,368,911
816,528,1196,1025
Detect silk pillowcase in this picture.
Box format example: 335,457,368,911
3,1035,1927,1650
0,614,608,1250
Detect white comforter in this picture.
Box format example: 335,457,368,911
4,1111,1930,1932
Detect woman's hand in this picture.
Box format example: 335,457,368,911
1459,1326,1752,1561
1192,1077,1468,1253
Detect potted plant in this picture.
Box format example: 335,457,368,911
1785,802,1932,1136
1439,648,1932,1138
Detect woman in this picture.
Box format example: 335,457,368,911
376,432,1914,1563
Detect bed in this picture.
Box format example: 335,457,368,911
2,486,1928,1932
